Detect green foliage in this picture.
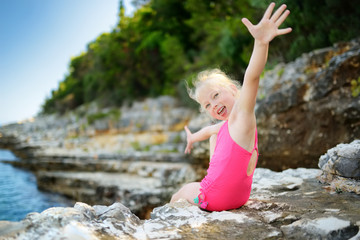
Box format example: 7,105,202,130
351,77,360,98
108,109,122,121
41,0,360,114
87,112,108,125
87,108,121,125
262,0,360,61
172,134,183,144
335,187,343,194
277,68,285,78
131,141,151,151
131,141,141,151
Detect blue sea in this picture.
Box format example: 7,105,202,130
0,149,73,221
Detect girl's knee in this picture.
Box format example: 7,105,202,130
170,193,177,203
170,182,201,204
170,188,181,203
170,185,186,203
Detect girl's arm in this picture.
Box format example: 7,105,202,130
184,121,224,154
232,3,292,116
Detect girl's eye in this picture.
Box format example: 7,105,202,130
214,93,219,99
205,103,210,109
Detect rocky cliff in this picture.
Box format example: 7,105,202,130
256,38,360,170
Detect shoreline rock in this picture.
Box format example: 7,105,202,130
318,139,360,194
0,96,201,219
35,160,197,219
1,168,359,240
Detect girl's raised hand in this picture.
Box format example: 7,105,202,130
241,2,292,44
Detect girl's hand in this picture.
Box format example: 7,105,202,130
184,126,193,154
241,2,292,44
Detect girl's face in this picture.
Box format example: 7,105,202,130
197,83,237,121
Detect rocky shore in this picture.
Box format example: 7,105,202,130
1,167,359,239
0,96,203,218
0,39,360,238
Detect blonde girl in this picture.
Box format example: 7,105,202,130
170,3,292,211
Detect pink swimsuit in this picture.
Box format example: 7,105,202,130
197,121,258,211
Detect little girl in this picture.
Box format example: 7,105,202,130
170,3,292,211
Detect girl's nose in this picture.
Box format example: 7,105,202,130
212,104,218,112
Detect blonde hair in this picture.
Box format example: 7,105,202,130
187,68,241,110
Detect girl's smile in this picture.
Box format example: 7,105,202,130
198,83,237,121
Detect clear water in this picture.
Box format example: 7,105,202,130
0,149,73,221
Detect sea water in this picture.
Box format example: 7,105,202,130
0,149,73,221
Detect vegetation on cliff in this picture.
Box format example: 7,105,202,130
41,0,360,114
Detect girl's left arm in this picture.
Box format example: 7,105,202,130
184,121,224,154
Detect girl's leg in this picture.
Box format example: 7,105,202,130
171,135,217,205
170,182,201,205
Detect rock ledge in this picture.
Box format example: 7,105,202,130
1,168,359,240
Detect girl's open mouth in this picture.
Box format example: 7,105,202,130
217,106,226,116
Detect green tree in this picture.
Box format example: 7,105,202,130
42,0,360,114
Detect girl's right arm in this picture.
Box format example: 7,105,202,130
184,121,224,154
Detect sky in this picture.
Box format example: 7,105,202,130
0,0,135,126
